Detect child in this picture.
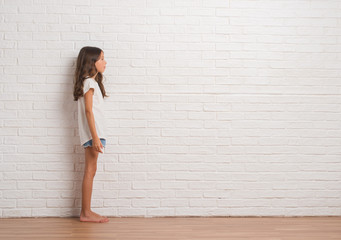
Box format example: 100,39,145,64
73,46,109,223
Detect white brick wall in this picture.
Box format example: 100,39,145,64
1,0,341,217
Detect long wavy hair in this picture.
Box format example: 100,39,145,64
73,46,108,101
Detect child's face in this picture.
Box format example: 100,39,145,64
95,51,106,73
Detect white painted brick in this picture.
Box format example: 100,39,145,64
33,32,60,41
132,199,159,207
17,40,46,49
30,208,62,217
32,190,59,199
34,137,63,145
18,128,46,136
17,145,49,154
4,120,32,127
118,0,144,7
33,172,68,183
146,190,175,198
118,33,146,42
119,190,147,198
2,209,32,218
161,8,187,16
46,182,74,190
117,208,146,216
189,8,215,16
0,200,16,208
0,111,17,119
120,16,147,24
161,199,189,207
47,199,74,208
17,23,45,32
5,32,32,41
3,190,32,199
17,199,46,208
17,181,45,190
190,199,217,207
46,6,75,14
61,0,90,5
146,0,172,8
60,32,89,41
5,101,33,110
147,16,174,25
0,5,18,13
46,163,74,171
147,208,175,216
0,164,16,172
18,5,45,13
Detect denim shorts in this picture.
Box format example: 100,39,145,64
83,138,106,149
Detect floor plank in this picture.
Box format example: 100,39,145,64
0,217,340,239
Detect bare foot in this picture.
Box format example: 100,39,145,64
90,211,109,222
80,211,109,223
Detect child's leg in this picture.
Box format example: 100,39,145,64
81,147,98,213
80,146,109,223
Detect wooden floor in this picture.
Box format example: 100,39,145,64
0,217,340,239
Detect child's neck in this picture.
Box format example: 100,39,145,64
90,72,98,79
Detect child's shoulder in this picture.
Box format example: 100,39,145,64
84,77,97,84
84,76,96,81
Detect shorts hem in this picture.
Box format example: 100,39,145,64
82,138,106,148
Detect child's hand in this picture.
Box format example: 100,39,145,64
93,138,103,153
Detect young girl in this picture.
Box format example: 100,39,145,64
73,46,109,223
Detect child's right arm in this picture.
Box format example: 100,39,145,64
84,88,103,153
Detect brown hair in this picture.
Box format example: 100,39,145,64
73,46,108,101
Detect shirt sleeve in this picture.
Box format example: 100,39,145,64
83,78,97,95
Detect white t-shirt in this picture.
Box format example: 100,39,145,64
77,77,107,145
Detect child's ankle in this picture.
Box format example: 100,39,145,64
81,209,91,216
